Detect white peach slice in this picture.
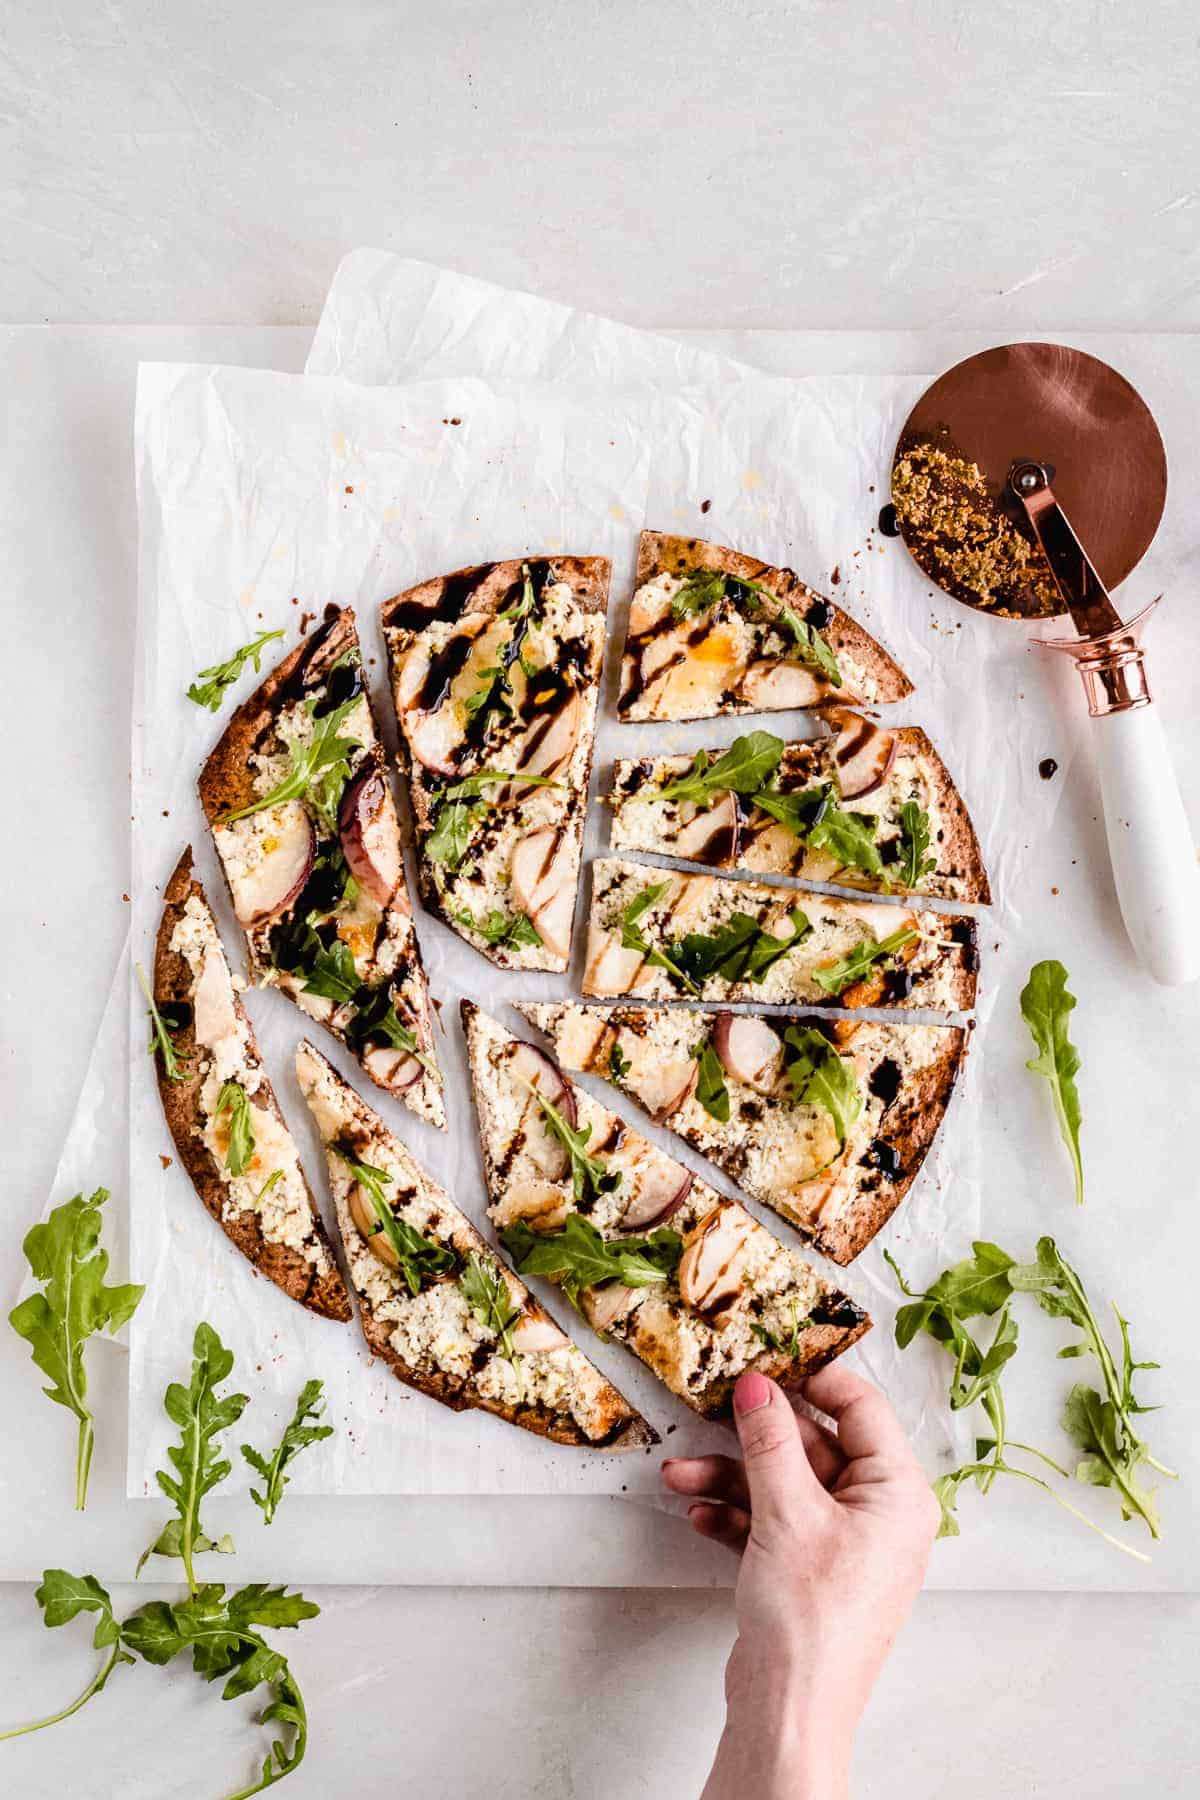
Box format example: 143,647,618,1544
829,710,897,800
674,790,739,865
223,802,315,927
740,659,825,711
510,827,576,961
712,1013,783,1095
338,766,402,905
677,1204,755,1313
619,1166,693,1230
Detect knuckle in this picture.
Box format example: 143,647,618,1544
742,1418,796,1462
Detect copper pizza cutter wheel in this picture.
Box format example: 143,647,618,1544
892,341,1200,986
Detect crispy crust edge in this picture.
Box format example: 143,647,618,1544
626,530,914,711
152,849,351,1322
897,725,992,906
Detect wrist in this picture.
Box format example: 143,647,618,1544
705,1671,853,1800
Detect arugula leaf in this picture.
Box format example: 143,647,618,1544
693,1037,731,1123
777,603,842,686
459,1254,522,1363
751,1300,810,1358
750,780,833,840
1007,1237,1173,1535
607,1040,631,1081
214,1081,256,1177
138,1322,248,1592
896,801,937,888
1020,960,1084,1206
8,1187,144,1510
618,883,700,994
655,731,784,808
0,1573,133,1743
220,696,362,831
669,567,728,620
343,982,438,1079
811,925,918,996
930,1451,1148,1561
498,560,540,624
454,907,542,952
331,1147,456,1294
426,770,562,871
519,1083,623,1206
253,1169,284,1210
677,907,812,989
186,628,285,712
241,1379,333,1526
805,802,886,881
300,938,360,1004
782,1026,861,1146
464,663,514,724
137,962,191,1083
501,1214,682,1314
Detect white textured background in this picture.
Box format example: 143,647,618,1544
3,2,1199,1795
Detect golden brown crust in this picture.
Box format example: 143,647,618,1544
152,849,351,1322
812,1023,967,1265
625,531,913,713
898,726,992,906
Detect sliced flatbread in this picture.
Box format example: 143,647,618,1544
461,1001,869,1417
151,849,350,1322
521,1002,966,1266
295,1040,653,1451
381,556,608,972
199,608,444,1129
608,710,991,904
585,858,979,1012
617,531,912,722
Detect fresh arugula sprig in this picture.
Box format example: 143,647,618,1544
8,1188,144,1510
0,1573,321,1793
295,940,436,1080
805,800,887,882
138,1322,247,1589
782,1026,861,1147
427,770,562,871
137,962,191,1083
1020,960,1084,1206
1008,1237,1174,1534
242,1379,333,1526
618,883,700,994
332,1147,456,1294
896,802,937,888
668,567,729,620
220,695,362,832
655,731,785,808
674,906,812,989
186,628,285,712
501,1214,682,1315
215,1080,256,1177
459,1255,523,1363
498,561,541,624
751,1300,811,1358
607,1040,631,1081
811,925,918,997
777,603,842,686
693,1037,731,1123
519,1082,623,1206
454,907,542,952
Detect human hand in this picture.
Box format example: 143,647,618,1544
663,1364,939,1800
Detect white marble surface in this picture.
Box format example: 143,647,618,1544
3,2,1200,1792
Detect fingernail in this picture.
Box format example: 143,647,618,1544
734,1371,771,1414
687,1503,706,1520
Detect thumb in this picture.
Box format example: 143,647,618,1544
733,1371,823,1536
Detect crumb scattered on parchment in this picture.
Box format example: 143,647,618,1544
299,611,315,634
159,1155,172,1170
892,438,1061,618
700,498,712,513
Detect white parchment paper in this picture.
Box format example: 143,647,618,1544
123,282,1069,1502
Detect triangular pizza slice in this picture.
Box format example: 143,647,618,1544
617,531,912,722
199,608,444,1129
462,1002,870,1417
150,849,350,1321
584,859,979,1012
520,1002,966,1267
295,1039,653,1451
608,712,990,904
382,556,608,971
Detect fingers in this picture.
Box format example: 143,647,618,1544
802,1362,920,1475
732,1371,825,1534
686,1501,750,1553
662,1454,750,1510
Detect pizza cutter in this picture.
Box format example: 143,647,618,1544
892,341,1200,986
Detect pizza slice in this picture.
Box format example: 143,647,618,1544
585,859,979,1012
520,1002,966,1266
199,607,444,1129
295,1038,653,1450
461,1002,870,1417
608,711,991,904
381,556,608,971
150,849,350,1322
617,531,912,722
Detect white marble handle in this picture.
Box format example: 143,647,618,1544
1094,705,1200,985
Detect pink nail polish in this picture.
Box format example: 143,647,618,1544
734,1371,771,1414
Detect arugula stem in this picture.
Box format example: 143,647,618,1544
76,1416,95,1513
952,1459,1150,1564
0,1641,121,1740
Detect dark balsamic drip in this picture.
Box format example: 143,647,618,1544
588,1121,625,1159
271,609,346,708
494,1125,528,1187
470,1342,492,1373
810,1294,867,1329
704,823,738,866
415,630,476,713
863,1139,901,1178
960,943,980,973
312,655,363,717
806,598,833,630
949,919,977,949
880,838,901,865
877,503,901,537
161,998,193,1031
388,564,496,634
1039,757,1059,780
868,1057,903,1108
883,967,915,1001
